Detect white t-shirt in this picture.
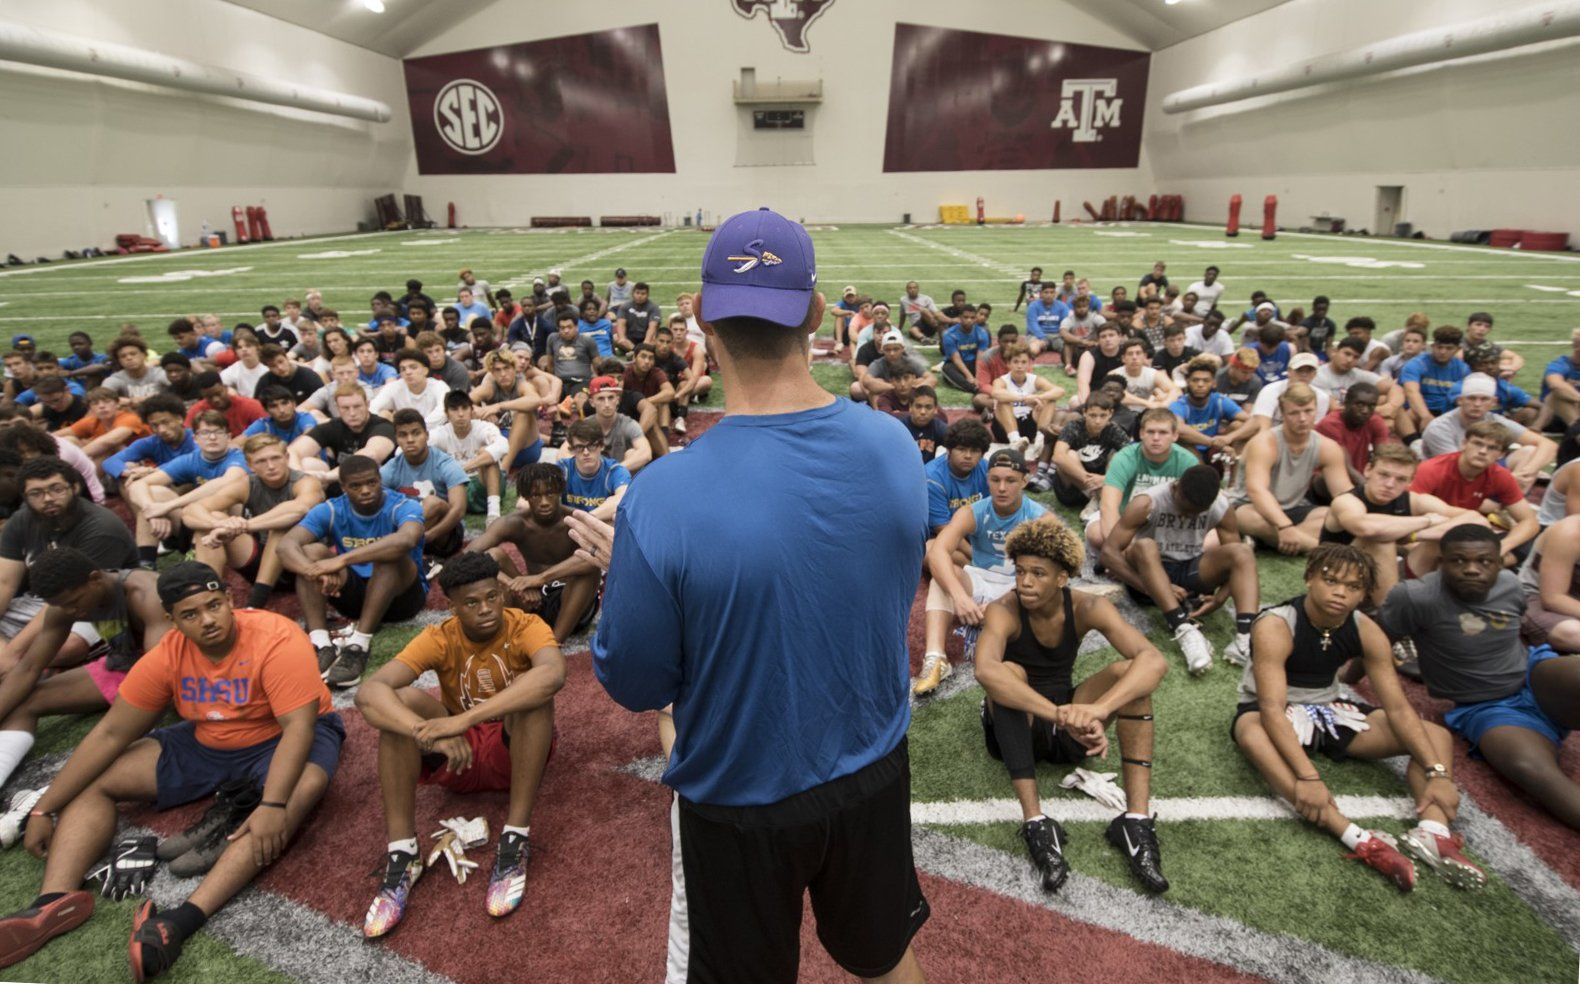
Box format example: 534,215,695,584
1186,280,1225,316
430,419,508,466
1120,366,1161,400
1059,312,1106,340
220,360,271,399
685,316,706,350
1185,325,1236,359
1252,378,1331,423
370,379,451,428
1312,365,1380,405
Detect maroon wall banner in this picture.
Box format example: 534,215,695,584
883,23,1149,172
404,24,676,175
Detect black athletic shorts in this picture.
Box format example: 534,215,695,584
1232,699,1379,761
981,698,1089,767
674,739,928,983
990,414,1039,444
330,568,428,625
1124,556,1211,607
1283,502,1317,526
536,579,600,636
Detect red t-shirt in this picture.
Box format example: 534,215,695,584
976,349,1010,391
622,366,668,399
1409,452,1522,511
185,395,266,436
1314,409,1390,473
118,610,332,750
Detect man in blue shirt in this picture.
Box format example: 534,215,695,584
123,410,248,569
453,286,492,327
591,208,929,983
925,417,991,535
1171,357,1250,456
939,305,992,395
1252,323,1292,384
576,299,616,359
353,337,399,387
382,409,470,557
58,332,112,384
557,419,631,521
1023,283,1070,359
102,395,195,485
278,454,427,688
916,448,1047,696
1400,325,1470,437
1537,328,1580,432
244,386,317,444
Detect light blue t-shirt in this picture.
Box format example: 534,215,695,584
969,495,1048,573
557,457,631,512
593,398,927,806
578,318,616,358
380,447,469,499
1400,353,1470,413
156,448,247,486
357,363,398,387
15,379,86,406
103,432,196,480
925,453,989,532
242,411,316,444
298,491,426,583
941,324,992,371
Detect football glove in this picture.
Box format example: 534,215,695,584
90,835,158,901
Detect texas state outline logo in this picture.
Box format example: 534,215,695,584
731,0,837,53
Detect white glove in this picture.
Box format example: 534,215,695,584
1059,768,1128,812
428,817,488,884
1285,704,1317,747
435,815,489,849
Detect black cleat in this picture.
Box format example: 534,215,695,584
128,901,185,982
315,645,339,676
1105,814,1169,894
325,644,368,689
1019,816,1070,894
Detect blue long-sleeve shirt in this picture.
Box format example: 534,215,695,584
593,399,927,806
102,431,195,480
1025,297,1070,340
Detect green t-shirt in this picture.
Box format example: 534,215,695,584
1103,443,1198,510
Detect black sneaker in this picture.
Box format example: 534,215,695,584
315,645,338,676
157,779,259,868
128,901,184,983
325,644,368,689
1019,816,1070,893
1105,814,1169,894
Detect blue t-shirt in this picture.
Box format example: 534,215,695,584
364,317,409,332
102,431,196,479
357,363,398,387
969,495,1048,573
380,448,469,499
1400,354,1470,413
578,318,615,358
242,411,316,444
298,492,426,583
1024,297,1071,340
1542,354,1580,399
58,353,108,371
1171,392,1244,449
1448,377,1534,414
593,398,927,806
157,448,247,486
1255,342,1291,383
925,453,989,532
557,457,631,512
455,301,492,325
941,324,992,371
14,380,86,406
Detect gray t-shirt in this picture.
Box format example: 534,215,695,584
1377,571,1527,704
1139,480,1230,562
1538,459,1578,526
246,470,305,543
433,356,472,394
615,300,662,345
1420,409,1526,459
104,366,169,401
1312,365,1379,405
607,281,634,307
898,293,938,329
866,352,930,382
601,414,644,462
548,334,600,382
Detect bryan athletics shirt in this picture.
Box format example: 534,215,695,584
298,491,427,584
593,398,927,807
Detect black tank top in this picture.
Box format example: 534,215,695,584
1319,488,1412,546
1089,350,1125,388
1003,587,1080,702
1272,594,1364,690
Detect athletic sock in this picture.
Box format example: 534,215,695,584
1124,812,1149,821
137,545,158,569
246,582,272,609
923,649,946,666
1340,824,1368,850
388,838,419,856
1417,819,1451,838
349,631,372,651
1234,612,1256,636
0,731,34,788
308,630,331,648
30,893,64,909
1025,814,1047,824
502,824,530,839
486,495,501,518
1163,607,1189,631
166,902,208,940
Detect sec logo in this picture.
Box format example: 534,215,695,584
434,79,503,155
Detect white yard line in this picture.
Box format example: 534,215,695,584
912,794,1416,826
0,231,408,279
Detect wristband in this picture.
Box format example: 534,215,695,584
28,809,58,823
259,801,288,810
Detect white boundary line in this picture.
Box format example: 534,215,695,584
0,231,406,279
912,794,1416,826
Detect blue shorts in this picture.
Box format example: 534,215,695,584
509,439,543,472
1443,645,1570,753
150,712,346,811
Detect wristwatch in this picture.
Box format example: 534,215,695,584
1424,763,1449,781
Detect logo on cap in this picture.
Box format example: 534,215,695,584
726,239,784,274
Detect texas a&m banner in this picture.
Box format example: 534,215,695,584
403,24,676,175
883,23,1149,171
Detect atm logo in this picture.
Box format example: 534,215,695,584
434,79,503,155
1049,79,1123,143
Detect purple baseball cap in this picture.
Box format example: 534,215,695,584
699,207,817,329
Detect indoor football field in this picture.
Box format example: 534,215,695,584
0,222,1574,983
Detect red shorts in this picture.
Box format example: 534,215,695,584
418,720,557,794
82,657,126,706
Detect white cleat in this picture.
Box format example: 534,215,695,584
0,786,46,848
1174,622,1214,676
1223,633,1251,667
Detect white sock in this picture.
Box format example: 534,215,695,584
1124,812,1149,821
1339,824,1368,849
0,732,33,788
1026,814,1047,823
309,630,331,648
924,650,946,662
1417,819,1450,838
349,631,372,650
502,824,530,839
388,837,418,856
487,495,501,516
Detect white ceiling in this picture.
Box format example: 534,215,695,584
222,0,1294,57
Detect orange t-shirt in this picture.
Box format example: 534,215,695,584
394,608,556,715
68,411,151,442
118,609,333,749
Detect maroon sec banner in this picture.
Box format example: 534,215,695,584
404,24,676,175
883,23,1149,172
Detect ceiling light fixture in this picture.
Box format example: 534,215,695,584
362,0,386,12
1165,0,1183,6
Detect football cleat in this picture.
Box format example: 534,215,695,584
1222,632,1251,667
486,831,531,918
1105,814,1170,894
363,850,423,939
158,779,259,872
1174,622,1214,676
128,901,184,983
1347,831,1417,892
0,787,46,849
315,645,339,676
1399,827,1486,891
911,652,952,697
1019,816,1070,894
325,644,369,689
0,890,93,968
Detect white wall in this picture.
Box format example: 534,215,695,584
0,0,412,257
1145,0,1580,239
407,0,1153,225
